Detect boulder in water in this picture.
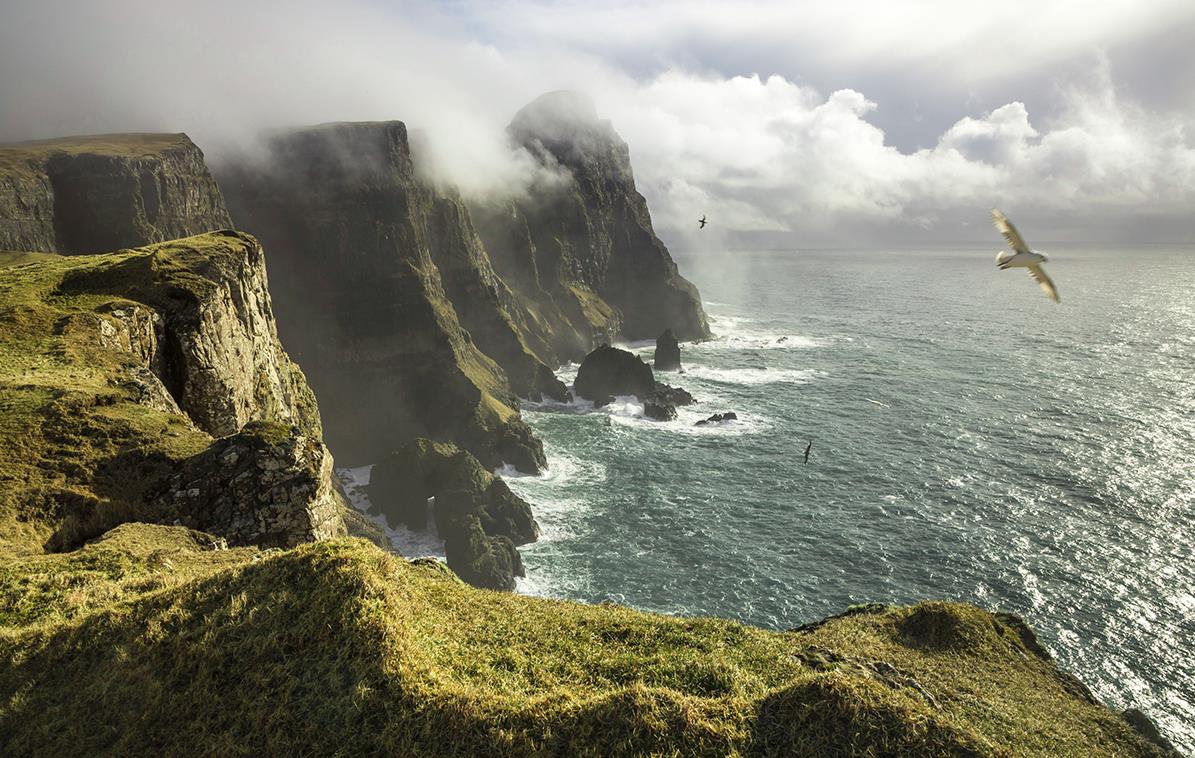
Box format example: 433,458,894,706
696,412,737,426
654,329,682,371
574,345,655,406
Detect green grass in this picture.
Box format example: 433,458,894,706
0,234,317,555
0,529,1164,756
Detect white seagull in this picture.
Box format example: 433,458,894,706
992,209,1060,303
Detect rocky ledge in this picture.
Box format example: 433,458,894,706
368,438,538,590
0,232,375,555
0,133,232,254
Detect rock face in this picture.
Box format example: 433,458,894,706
0,233,364,555
0,133,232,254
573,345,655,406
574,345,696,423
654,329,682,371
217,122,548,472
59,231,321,438
471,91,710,361
368,438,538,590
148,422,343,548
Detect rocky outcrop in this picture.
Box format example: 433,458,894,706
573,345,655,406
574,345,695,424
654,329,681,371
696,411,737,426
217,122,546,472
58,231,321,438
471,91,710,362
0,233,362,555
368,438,538,590
147,421,343,548
0,133,231,254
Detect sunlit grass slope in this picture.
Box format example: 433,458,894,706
0,526,1163,756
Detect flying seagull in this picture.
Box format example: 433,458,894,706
698,215,707,229
803,440,812,464
991,209,1060,303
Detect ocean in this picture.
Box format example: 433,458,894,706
503,244,1194,750
340,243,1194,750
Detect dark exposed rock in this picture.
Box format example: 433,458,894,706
696,412,738,426
649,382,695,408
471,91,710,362
0,133,231,254
368,438,538,590
146,421,345,548
573,345,655,406
644,402,676,421
508,92,710,343
1122,708,1181,756
217,122,547,473
654,329,682,371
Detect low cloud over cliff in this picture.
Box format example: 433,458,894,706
1,0,1192,244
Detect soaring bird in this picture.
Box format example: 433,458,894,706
698,215,707,229
992,209,1059,303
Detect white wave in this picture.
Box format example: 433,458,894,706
701,313,824,350
682,366,819,386
336,465,445,560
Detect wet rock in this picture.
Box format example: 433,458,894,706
574,345,654,406
654,329,682,371
1122,708,1181,756
644,402,677,421
369,438,539,590
696,412,737,426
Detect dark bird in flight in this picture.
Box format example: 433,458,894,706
803,440,812,464
698,215,707,229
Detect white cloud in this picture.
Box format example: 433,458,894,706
0,0,1191,242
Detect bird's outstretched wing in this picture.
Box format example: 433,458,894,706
1027,264,1060,303
991,209,1030,255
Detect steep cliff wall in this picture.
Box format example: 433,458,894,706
472,91,710,359
217,122,548,471
0,232,365,555
0,133,232,254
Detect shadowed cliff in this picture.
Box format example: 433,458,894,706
216,122,549,472
472,91,710,361
0,133,232,254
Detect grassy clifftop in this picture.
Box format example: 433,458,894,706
0,526,1165,756
0,233,343,555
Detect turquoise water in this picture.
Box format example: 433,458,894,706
505,245,1195,750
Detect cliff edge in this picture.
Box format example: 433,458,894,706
0,133,232,254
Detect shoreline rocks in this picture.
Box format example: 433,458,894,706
654,329,682,371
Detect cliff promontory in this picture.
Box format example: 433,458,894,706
472,91,710,363
0,133,232,254
0,232,371,555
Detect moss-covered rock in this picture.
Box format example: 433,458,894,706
0,234,350,556
0,536,1172,756
368,438,538,589
0,133,232,254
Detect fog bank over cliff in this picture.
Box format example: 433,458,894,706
2,0,1192,244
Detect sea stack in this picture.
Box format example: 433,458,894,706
654,329,682,371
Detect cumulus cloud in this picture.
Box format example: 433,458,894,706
0,0,1191,244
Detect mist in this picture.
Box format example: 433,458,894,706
2,0,1193,245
